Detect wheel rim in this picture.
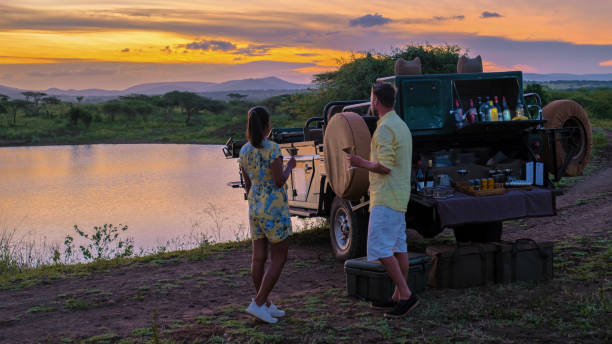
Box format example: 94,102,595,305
333,208,351,251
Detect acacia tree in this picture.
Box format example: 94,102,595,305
21,91,47,116
41,96,62,118
162,91,225,124
7,99,29,125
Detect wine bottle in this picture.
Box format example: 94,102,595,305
494,96,502,121
515,100,526,120
453,99,465,128
416,160,425,192
468,98,478,124
426,160,434,188
479,96,490,122
502,96,511,121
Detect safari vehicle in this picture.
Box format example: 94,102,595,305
223,70,591,260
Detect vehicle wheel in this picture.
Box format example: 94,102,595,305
453,222,502,243
329,197,367,261
542,100,592,177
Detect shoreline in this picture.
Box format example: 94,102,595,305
0,138,228,148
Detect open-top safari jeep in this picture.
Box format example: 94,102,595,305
224,70,591,260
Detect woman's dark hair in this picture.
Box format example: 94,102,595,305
246,106,270,148
371,82,396,108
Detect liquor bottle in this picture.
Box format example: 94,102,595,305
514,100,526,120
415,160,425,192
488,99,499,121
479,96,490,122
426,160,434,188
494,96,502,121
502,96,512,121
453,99,465,128
467,98,478,124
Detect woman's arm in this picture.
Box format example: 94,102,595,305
271,155,296,187
240,166,252,195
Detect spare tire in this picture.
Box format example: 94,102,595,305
326,104,344,123
324,112,371,200
542,100,592,177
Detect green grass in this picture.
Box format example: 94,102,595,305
591,118,612,130
142,232,608,344
27,305,56,313
0,224,328,291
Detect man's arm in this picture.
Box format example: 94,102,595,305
347,155,391,175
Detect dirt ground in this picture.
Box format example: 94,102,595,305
0,130,610,343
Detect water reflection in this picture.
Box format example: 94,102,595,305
0,144,252,250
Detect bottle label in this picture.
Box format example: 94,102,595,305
417,182,425,192
426,181,434,188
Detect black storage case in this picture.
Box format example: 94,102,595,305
494,239,554,283
426,243,497,288
344,253,430,302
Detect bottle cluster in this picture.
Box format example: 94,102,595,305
452,96,528,129
414,159,434,193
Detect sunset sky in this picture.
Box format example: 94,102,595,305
1,0,611,90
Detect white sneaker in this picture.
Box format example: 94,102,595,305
267,302,285,317
246,300,278,324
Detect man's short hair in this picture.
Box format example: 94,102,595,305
372,82,396,108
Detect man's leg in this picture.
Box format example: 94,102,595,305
379,255,412,300
390,252,410,301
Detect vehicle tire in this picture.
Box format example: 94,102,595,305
329,197,368,261
542,100,592,177
452,222,502,243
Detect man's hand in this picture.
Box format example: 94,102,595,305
347,154,366,168
346,154,391,175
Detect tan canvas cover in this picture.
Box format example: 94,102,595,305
457,55,483,73
323,112,371,200
394,57,422,75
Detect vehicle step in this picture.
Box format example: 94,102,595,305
289,207,318,217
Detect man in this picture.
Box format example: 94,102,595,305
347,81,418,317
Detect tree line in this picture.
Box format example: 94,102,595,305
1,44,610,142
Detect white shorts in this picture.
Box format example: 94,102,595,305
367,205,407,261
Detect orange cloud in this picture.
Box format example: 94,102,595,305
483,61,537,73
600,59,612,66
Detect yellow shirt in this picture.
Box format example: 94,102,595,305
369,110,413,212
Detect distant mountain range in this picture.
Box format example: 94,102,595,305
523,73,612,82
1,74,611,103
0,76,311,102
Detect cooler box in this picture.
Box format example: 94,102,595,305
494,239,554,283
344,252,430,302
426,243,497,288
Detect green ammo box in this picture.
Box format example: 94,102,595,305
344,253,430,302
426,243,497,289
494,239,554,283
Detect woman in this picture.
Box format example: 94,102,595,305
239,106,295,323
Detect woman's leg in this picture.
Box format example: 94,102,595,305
253,238,289,306
251,238,268,295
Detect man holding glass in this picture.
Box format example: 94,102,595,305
347,81,418,318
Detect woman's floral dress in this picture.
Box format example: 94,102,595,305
239,139,292,243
